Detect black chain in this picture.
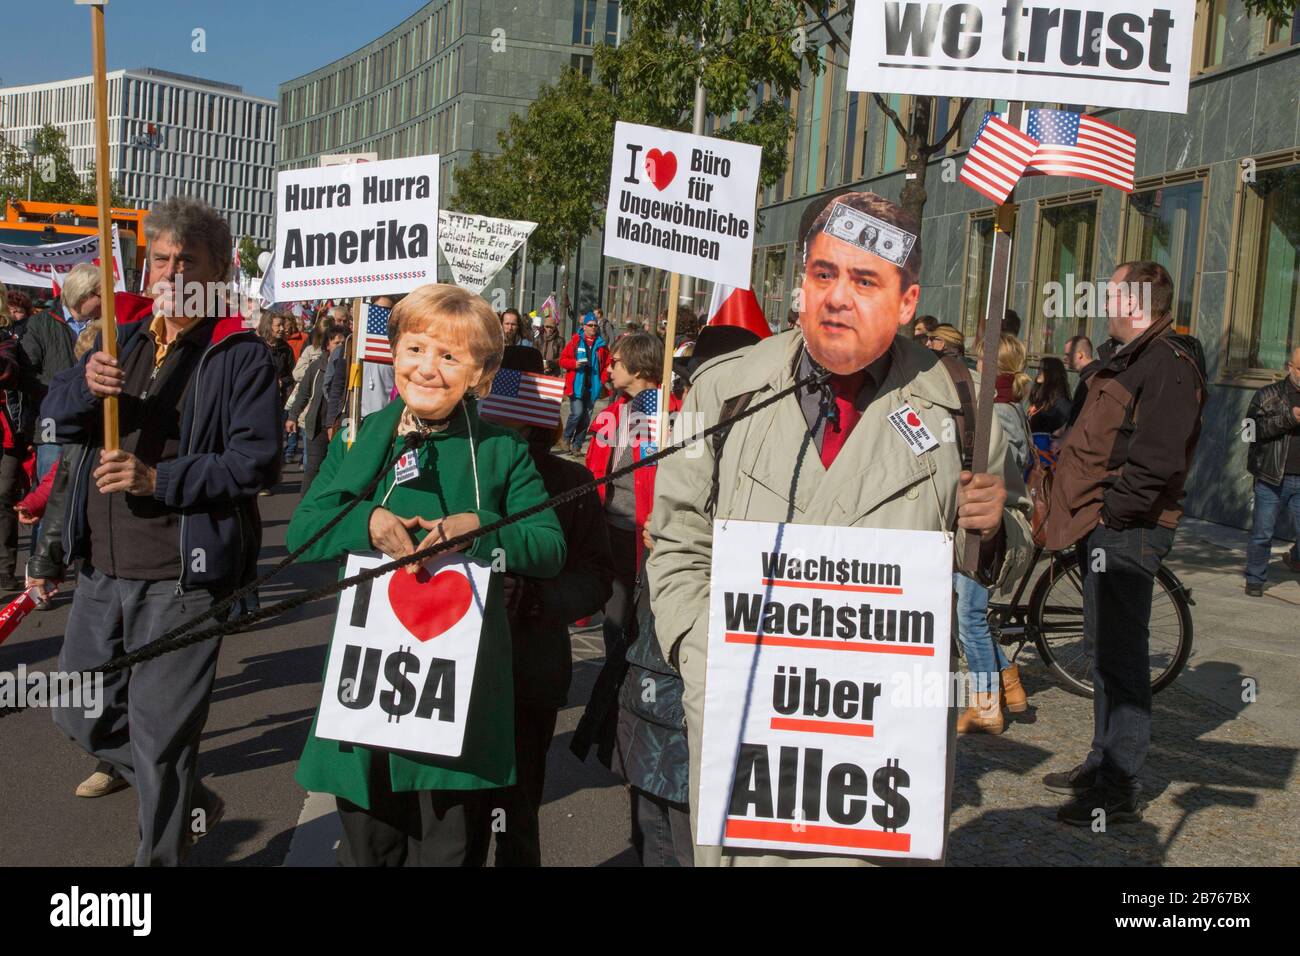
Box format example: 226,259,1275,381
83,368,829,677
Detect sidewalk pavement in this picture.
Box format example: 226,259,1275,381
949,517,1298,865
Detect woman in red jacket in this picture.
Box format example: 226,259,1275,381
558,313,610,455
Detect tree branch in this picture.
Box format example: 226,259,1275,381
873,93,910,140
924,97,975,156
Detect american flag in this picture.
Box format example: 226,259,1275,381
360,302,393,364
479,369,565,428
959,113,1040,205
627,387,660,455
1024,109,1136,193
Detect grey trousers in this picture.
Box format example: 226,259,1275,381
52,568,222,867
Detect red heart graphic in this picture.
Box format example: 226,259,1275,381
387,566,473,642
906,412,922,428
645,148,677,191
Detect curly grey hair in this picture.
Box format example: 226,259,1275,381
144,196,232,275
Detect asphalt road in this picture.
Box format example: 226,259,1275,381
1,463,1295,867
0,462,634,867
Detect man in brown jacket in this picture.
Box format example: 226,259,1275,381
1040,260,1206,827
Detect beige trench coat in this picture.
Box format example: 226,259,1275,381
647,329,1033,866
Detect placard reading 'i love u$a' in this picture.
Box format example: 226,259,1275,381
315,552,491,757
603,121,761,289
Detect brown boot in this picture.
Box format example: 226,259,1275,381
957,692,1005,735
1000,663,1028,713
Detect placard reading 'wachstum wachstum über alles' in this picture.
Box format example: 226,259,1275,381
698,520,954,860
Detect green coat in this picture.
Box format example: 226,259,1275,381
287,396,566,808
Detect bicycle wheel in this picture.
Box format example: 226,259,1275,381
1028,550,1194,697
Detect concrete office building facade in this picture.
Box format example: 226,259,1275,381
0,68,278,247
604,1,1298,531
279,0,624,319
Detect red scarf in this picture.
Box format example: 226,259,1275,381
994,373,1016,405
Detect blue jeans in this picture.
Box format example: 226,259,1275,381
564,396,593,449
31,442,62,549
954,572,1008,695
284,428,300,462
1246,475,1300,585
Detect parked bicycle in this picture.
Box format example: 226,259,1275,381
985,544,1195,698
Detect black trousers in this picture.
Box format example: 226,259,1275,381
630,788,694,867
301,431,330,498
0,450,21,577
489,702,559,867
602,525,639,658
336,754,492,867
1078,523,1175,796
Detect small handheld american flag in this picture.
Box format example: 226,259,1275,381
628,387,659,455
1024,109,1136,193
479,369,565,428
361,302,393,364
959,113,1039,205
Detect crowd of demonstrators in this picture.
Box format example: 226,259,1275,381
39,195,282,865
501,308,534,348
1243,346,1300,597
912,314,939,343
1028,356,1073,435
924,322,966,358
0,290,25,591
571,332,676,768
287,284,567,867
285,324,348,497
558,313,610,456
536,315,563,374
1063,334,1097,425
954,332,1033,735
480,344,612,865
647,190,1033,866
1039,261,1206,827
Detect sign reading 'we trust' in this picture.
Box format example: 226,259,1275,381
603,122,761,289
848,0,1196,114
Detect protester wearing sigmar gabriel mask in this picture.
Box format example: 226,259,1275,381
646,191,1033,866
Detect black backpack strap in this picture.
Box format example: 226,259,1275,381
937,354,976,472
703,390,757,516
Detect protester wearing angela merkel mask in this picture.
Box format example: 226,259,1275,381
287,283,566,867
646,190,1034,867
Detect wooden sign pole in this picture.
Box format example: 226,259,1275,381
86,0,119,449
961,101,1023,572
346,296,364,447
658,273,682,443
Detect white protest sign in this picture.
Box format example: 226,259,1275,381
436,210,537,295
603,121,760,288
273,153,440,301
320,152,380,166
315,551,491,757
0,226,126,292
848,0,1196,114
698,520,953,860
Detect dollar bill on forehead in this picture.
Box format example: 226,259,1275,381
822,204,917,268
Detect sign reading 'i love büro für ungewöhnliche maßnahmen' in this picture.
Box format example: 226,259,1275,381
603,122,761,289
698,520,954,860
273,154,440,301
848,0,1196,114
